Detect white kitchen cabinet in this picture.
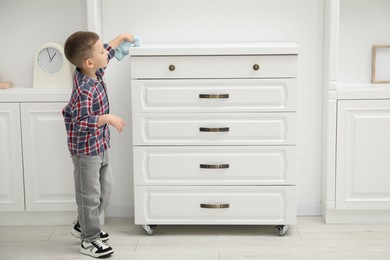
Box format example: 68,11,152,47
20,103,75,212
0,89,77,224
130,43,298,235
0,103,24,212
322,0,390,223
336,100,390,210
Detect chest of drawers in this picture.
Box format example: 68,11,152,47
129,43,298,236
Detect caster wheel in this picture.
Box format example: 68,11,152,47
142,225,158,235
275,225,288,236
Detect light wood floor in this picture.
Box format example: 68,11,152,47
1,217,390,259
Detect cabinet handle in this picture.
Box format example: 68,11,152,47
253,64,260,71
200,203,230,209
169,65,175,71
200,164,229,169
199,94,229,99
199,127,229,132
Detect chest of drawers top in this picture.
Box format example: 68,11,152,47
129,42,299,56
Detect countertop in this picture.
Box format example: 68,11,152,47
0,87,71,102
129,42,300,56
337,83,390,100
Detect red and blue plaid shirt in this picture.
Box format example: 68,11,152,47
62,44,115,156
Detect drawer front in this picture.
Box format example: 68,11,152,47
133,146,296,185
132,113,296,145
134,186,296,225
131,79,297,112
131,55,297,79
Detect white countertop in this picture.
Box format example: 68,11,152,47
0,87,71,102
337,83,390,100
129,42,300,56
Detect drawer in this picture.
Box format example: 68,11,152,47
133,146,296,185
132,113,296,145
131,79,297,112
131,55,297,79
134,186,296,225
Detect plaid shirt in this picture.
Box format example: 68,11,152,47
62,44,115,156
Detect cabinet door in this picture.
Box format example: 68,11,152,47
336,100,390,210
21,103,76,211
0,103,24,211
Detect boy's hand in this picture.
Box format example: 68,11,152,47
121,33,134,43
109,33,135,49
108,114,125,132
99,114,125,132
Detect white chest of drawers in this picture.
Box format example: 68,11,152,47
130,43,298,235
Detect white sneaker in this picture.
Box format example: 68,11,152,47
80,239,114,258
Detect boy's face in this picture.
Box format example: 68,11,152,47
90,39,108,70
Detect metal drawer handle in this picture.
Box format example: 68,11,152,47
169,65,175,71
199,127,229,132
201,203,230,209
200,164,229,169
199,94,229,99
253,64,260,71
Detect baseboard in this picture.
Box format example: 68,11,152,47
323,206,390,224
106,205,134,217
297,203,322,216
0,211,105,226
0,211,77,226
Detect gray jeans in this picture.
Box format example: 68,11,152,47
72,150,113,242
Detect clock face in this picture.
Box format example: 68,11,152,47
37,47,63,73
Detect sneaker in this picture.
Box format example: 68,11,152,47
80,239,113,258
71,221,109,242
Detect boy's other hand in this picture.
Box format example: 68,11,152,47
108,115,126,133
99,114,125,132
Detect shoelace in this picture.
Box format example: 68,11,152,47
92,240,108,249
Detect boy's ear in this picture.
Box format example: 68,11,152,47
84,58,94,69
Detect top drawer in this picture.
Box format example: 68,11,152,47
131,55,297,79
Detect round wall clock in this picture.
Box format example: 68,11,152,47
33,42,72,89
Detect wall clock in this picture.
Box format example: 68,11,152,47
33,42,72,89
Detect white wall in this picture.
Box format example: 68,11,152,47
338,0,390,83
102,0,325,216
0,0,87,87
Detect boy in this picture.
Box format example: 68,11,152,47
62,31,134,258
